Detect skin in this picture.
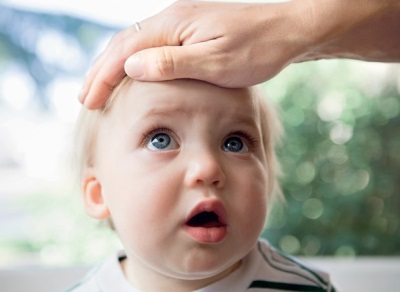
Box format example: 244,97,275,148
79,0,400,109
83,80,269,291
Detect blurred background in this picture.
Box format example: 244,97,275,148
0,0,399,268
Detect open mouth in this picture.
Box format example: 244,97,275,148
184,200,228,243
186,211,225,228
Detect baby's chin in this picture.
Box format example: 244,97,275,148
164,258,242,283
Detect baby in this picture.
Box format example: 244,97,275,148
71,78,334,291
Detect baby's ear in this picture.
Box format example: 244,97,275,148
82,168,110,219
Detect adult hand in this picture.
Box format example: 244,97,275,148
80,0,400,109
80,0,311,108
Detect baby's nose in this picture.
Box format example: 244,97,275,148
184,150,226,189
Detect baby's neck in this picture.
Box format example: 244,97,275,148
121,257,242,291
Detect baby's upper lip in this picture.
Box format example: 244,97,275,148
185,199,228,226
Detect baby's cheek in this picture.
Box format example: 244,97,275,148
239,171,268,231
228,173,265,224
247,190,267,229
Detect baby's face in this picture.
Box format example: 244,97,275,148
93,80,269,286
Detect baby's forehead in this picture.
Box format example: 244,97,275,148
105,80,263,131
110,79,261,119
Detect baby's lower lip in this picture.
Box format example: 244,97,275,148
183,225,227,243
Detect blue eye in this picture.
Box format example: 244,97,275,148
222,136,249,153
147,133,178,151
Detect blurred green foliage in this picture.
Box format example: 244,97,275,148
262,61,400,256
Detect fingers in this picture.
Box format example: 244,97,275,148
80,0,219,108
80,53,124,109
81,23,162,108
82,64,126,109
124,45,203,83
124,48,182,82
123,41,265,88
81,0,280,108
124,42,226,85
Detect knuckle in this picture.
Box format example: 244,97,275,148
207,55,232,85
156,50,175,78
110,30,125,44
109,26,133,49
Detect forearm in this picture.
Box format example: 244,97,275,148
297,0,400,62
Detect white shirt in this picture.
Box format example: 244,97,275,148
68,239,335,291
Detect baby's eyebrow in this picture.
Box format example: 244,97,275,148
133,105,260,132
139,107,190,120
226,115,260,131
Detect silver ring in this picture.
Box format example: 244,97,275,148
134,22,141,32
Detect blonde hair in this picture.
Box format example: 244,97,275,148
75,78,283,202
253,86,284,202
74,77,132,183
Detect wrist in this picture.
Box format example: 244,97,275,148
297,0,398,61
255,1,315,63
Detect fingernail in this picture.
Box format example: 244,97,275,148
125,54,144,78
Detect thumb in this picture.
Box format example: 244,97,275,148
124,44,217,82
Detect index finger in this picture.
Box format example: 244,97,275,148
80,1,188,109
80,25,142,109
